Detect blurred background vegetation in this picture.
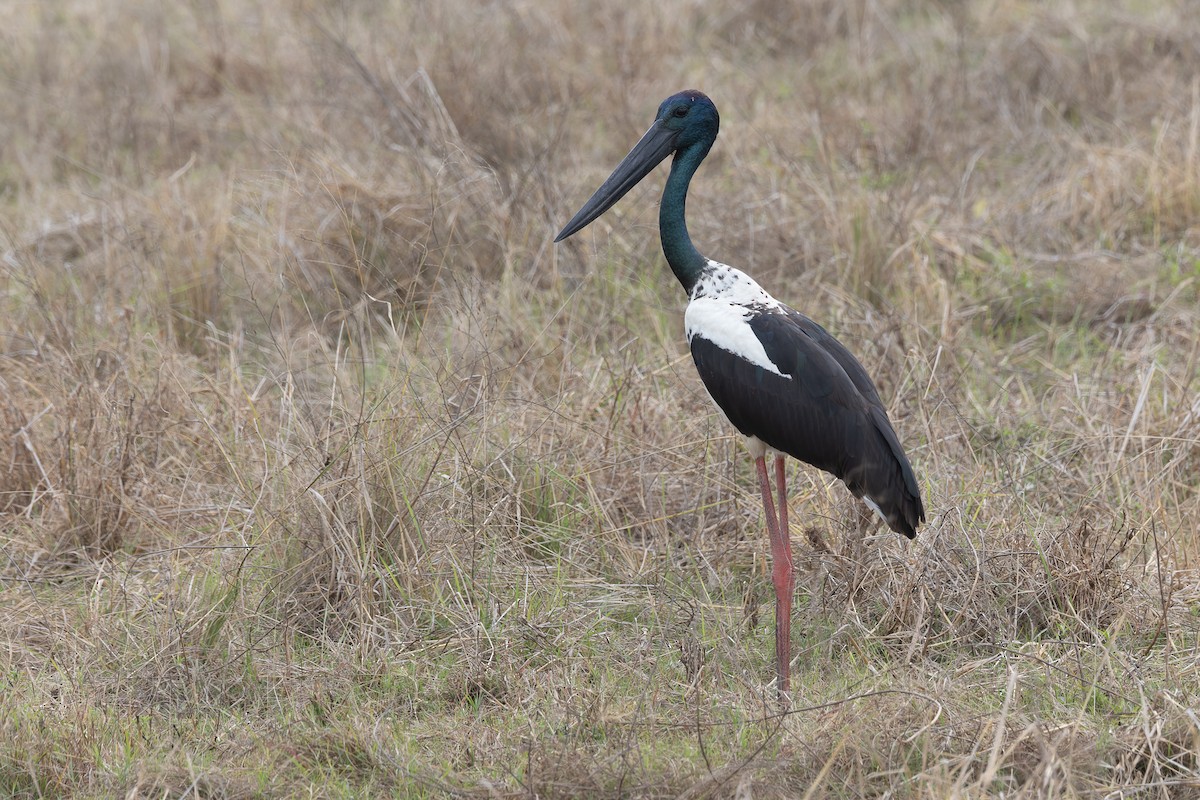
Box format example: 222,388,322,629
1,1,1197,796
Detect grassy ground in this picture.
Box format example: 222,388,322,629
2,0,1199,797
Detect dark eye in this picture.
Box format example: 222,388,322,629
673,106,688,118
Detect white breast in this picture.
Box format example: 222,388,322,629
684,261,789,377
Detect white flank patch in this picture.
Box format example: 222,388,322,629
862,496,889,525
684,261,789,377
743,435,769,459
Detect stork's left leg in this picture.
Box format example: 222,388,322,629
757,455,794,695
775,455,789,551
772,455,794,690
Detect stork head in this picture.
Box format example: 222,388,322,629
555,90,720,242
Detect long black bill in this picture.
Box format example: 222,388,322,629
554,120,680,242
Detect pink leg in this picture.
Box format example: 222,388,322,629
773,455,794,694
775,455,790,550
756,455,793,695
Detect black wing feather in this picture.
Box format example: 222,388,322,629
689,307,924,538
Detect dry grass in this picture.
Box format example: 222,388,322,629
1,0,1199,797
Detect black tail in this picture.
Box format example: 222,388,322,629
847,407,924,539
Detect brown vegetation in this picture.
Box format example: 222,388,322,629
1,0,1198,796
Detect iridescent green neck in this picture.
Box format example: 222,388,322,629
659,143,710,294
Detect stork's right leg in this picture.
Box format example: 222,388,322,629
756,455,791,696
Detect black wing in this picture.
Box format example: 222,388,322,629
689,308,924,538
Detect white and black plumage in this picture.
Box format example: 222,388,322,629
686,261,923,538
555,90,925,695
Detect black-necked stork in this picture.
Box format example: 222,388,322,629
554,90,924,694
